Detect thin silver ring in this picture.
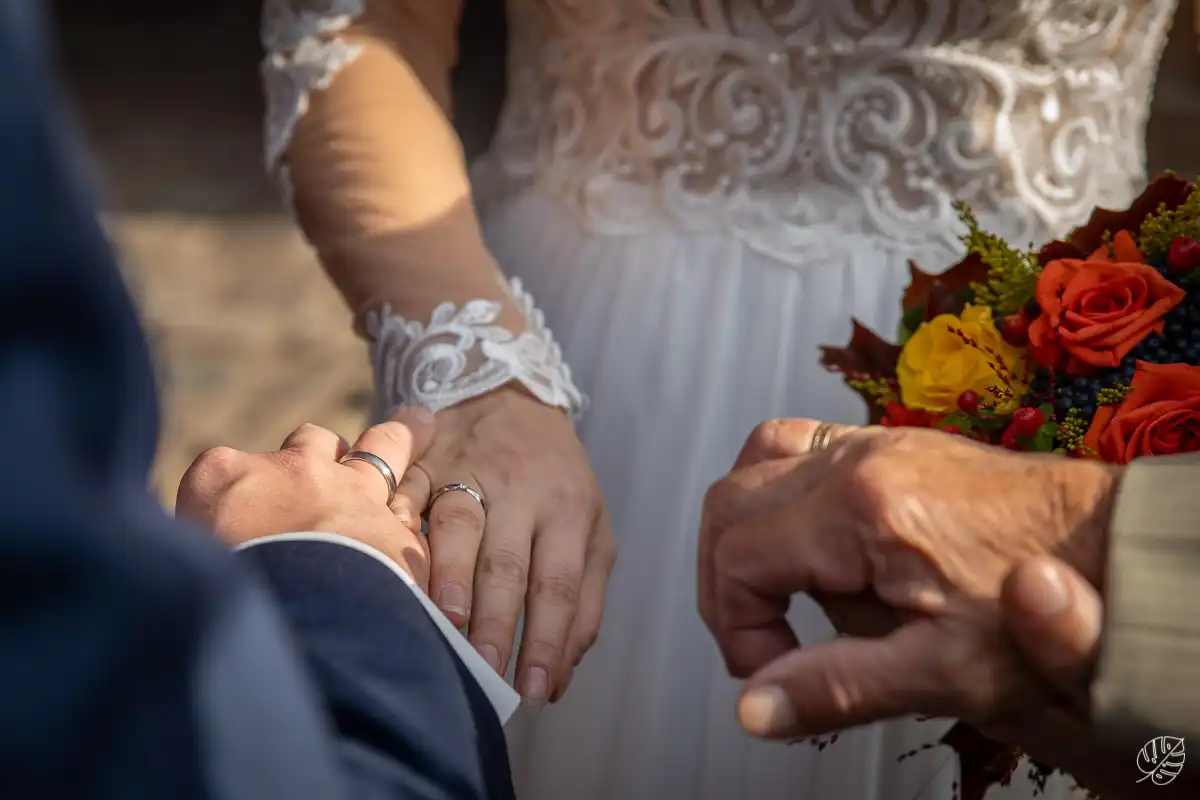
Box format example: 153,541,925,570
809,422,837,453
340,450,399,505
428,482,487,515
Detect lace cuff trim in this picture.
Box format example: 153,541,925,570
260,0,366,197
364,278,588,422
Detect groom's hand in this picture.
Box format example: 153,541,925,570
698,419,1119,739
176,407,436,586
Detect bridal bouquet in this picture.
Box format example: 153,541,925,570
820,173,1200,798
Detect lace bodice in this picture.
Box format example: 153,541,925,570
471,0,1177,267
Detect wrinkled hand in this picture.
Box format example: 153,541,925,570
176,407,435,585
698,419,1118,739
393,386,615,704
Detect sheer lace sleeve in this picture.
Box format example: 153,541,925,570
260,0,585,418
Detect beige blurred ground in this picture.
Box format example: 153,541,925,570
52,2,1200,507
56,4,373,506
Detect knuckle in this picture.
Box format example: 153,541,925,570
531,566,582,608
178,447,245,513
548,477,594,516
522,636,563,668
842,434,901,504
479,546,529,588
702,478,738,530
191,446,243,480
746,419,785,453
289,422,326,440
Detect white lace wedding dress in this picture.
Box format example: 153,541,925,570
475,3,1176,799
264,1,1178,798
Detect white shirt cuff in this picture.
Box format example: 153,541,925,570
234,532,520,725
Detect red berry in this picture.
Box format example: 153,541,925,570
999,424,1021,450
957,390,980,415
1168,236,1200,272
999,312,1029,347
1011,406,1045,437
941,425,962,435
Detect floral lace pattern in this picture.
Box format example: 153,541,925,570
365,278,588,420
260,1,584,420
260,0,365,185
472,0,1177,267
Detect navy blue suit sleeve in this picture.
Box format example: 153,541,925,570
239,542,515,800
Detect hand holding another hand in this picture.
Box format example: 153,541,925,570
698,420,1118,739
176,407,437,586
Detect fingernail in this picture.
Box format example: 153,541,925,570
437,582,469,616
738,686,797,737
477,643,502,674
520,666,550,705
1028,561,1070,617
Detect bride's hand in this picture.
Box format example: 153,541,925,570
394,386,615,704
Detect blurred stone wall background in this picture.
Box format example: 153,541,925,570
47,0,1200,506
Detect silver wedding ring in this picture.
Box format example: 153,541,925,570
340,450,399,505
809,422,837,453
429,482,487,515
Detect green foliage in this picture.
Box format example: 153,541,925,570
1056,406,1094,456
957,201,1041,315
1096,384,1132,406
846,376,897,408
1137,183,1200,260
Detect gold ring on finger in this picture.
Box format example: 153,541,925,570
808,422,838,453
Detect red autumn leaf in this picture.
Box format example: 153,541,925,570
901,253,990,316
925,281,967,320
820,322,903,424
819,321,902,379
1038,172,1195,263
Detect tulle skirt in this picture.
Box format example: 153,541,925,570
477,186,1078,800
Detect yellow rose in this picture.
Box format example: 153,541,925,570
897,305,1029,413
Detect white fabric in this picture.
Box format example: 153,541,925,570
235,533,520,724
365,277,587,420
466,2,1176,799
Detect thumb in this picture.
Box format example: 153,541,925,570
1000,556,1102,703
341,406,437,507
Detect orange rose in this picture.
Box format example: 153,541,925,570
1027,231,1185,375
1083,361,1200,463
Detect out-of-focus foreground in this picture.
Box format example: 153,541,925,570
50,1,1200,506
